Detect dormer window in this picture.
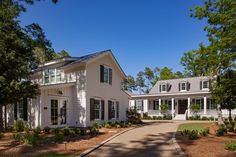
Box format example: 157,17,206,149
179,80,190,91
43,68,64,84
202,80,209,89
159,82,172,93
181,82,187,91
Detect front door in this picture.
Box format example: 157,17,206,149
50,99,67,126
178,99,188,114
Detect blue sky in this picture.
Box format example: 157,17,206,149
19,0,208,77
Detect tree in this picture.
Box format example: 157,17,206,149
0,0,58,131
122,75,137,92
190,103,201,118
55,50,70,58
136,72,146,94
182,0,236,123
175,71,184,78
159,67,176,80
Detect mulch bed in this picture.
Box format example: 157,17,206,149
0,128,128,157
176,123,236,157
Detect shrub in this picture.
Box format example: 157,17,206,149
104,122,112,128
63,127,70,136
187,116,194,120
188,130,198,140
24,125,30,133
0,132,3,139
190,104,200,118
209,117,214,121
33,127,41,136
73,128,81,135
90,123,100,135
163,114,172,120
52,128,60,135
225,140,236,151
13,133,21,142
160,104,169,116
216,124,227,136
127,122,132,127
43,126,51,134
126,109,142,124
200,128,210,136
225,122,234,132
23,133,37,147
80,129,87,135
13,120,25,132
157,116,163,120
54,134,64,141
201,116,209,121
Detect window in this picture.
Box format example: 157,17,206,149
51,100,58,125
111,102,116,119
153,100,159,110
136,100,143,111
162,84,167,92
100,65,112,85
181,82,186,91
60,100,67,124
43,68,64,84
18,102,24,119
94,100,101,119
202,81,209,89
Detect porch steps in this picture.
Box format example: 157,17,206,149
173,114,186,120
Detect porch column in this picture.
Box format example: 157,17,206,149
143,99,148,113
188,97,191,115
204,97,207,115
158,98,161,115
171,98,174,118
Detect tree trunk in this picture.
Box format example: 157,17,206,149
217,104,224,125
0,104,3,132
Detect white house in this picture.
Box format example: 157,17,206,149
129,76,236,120
6,50,129,128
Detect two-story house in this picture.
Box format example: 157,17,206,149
6,50,129,128
129,76,236,120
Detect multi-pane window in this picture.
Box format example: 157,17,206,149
51,100,58,125
202,81,209,89
94,100,101,119
136,100,143,111
60,100,67,125
181,82,186,91
100,65,112,85
43,68,64,84
153,100,159,110
111,102,116,119
103,67,109,83
161,84,167,92
18,101,24,119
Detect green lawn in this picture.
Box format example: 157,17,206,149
177,123,210,132
34,154,74,157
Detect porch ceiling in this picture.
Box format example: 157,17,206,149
131,91,211,99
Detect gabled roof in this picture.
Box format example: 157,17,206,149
34,49,126,77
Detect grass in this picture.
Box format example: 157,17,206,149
177,123,210,132
34,154,74,157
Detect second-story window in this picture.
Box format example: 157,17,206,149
100,65,112,85
43,68,64,84
181,82,187,91
202,81,209,89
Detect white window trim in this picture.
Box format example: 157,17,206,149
103,65,111,84
180,81,187,92
50,98,68,126
94,98,102,121
160,82,167,93
43,68,65,85
202,80,209,90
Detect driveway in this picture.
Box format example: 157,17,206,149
86,120,182,157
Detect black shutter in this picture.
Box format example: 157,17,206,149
200,81,202,90
178,83,180,91
14,103,17,120
108,100,112,120
23,98,28,121
159,85,161,92
90,98,95,121
100,65,104,83
116,101,119,119
187,82,191,91
109,68,112,85
101,100,105,120
167,84,172,92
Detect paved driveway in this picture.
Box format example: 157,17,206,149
86,121,182,157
